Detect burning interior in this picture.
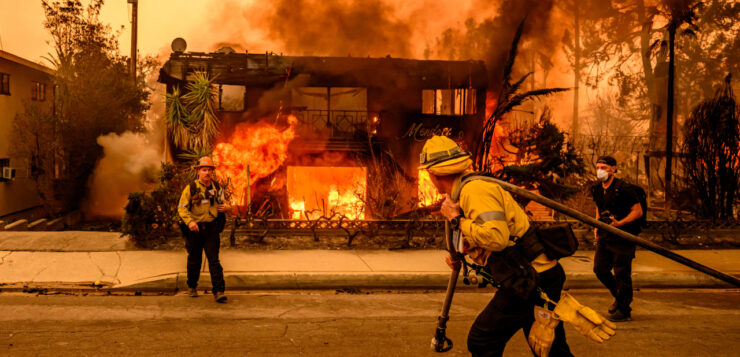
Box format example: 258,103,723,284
158,46,488,220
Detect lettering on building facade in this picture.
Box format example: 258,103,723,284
401,122,464,142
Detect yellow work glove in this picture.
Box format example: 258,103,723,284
528,306,559,357
553,292,617,343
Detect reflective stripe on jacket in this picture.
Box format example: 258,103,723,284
453,174,557,273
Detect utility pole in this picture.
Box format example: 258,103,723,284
572,3,580,140
665,22,676,213
128,0,138,81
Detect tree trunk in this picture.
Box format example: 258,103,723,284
571,4,581,139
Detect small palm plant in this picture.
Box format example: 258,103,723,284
166,70,220,150
165,86,192,149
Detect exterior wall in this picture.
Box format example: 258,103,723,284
0,51,53,217
160,53,488,217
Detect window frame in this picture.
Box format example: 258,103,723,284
0,73,10,95
421,88,477,116
31,81,46,101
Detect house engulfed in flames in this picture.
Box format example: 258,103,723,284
158,45,487,220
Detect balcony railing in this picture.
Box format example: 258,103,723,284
289,109,377,138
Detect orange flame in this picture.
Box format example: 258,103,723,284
418,169,442,207
213,115,297,205
288,166,366,220
485,91,497,122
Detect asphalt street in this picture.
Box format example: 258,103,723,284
1,289,738,356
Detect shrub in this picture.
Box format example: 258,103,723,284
122,163,188,247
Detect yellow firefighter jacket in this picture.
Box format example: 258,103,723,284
454,174,557,273
177,180,222,225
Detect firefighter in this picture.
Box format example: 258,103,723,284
420,135,572,357
178,157,230,303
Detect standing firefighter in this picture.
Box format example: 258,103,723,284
591,155,644,321
424,135,616,357
178,157,229,303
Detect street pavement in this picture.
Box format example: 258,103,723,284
1,289,739,356
0,231,738,292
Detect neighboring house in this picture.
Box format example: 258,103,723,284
158,47,488,217
0,50,54,219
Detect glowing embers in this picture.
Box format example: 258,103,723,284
212,116,297,206
418,169,443,207
288,166,366,220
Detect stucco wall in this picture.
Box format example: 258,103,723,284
0,53,53,217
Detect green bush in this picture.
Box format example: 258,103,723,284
122,162,188,247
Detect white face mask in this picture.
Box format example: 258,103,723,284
596,169,610,182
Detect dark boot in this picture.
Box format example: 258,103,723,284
607,309,632,322
608,300,618,314
214,291,227,303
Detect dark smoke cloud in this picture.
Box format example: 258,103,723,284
207,0,565,98
431,0,557,93
239,0,414,58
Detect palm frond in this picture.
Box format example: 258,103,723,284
501,18,526,91
507,72,533,98
492,88,570,119
475,16,571,172
178,148,212,162
181,71,220,149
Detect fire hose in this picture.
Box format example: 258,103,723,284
431,178,740,353
431,220,460,352
488,177,740,287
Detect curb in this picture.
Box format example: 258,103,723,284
108,271,740,292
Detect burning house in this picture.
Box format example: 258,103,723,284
158,42,487,220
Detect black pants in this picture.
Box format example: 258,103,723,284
593,243,633,313
185,222,225,294
467,263,573,357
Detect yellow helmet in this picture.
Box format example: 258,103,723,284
418,135,471,169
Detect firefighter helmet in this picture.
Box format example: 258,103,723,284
193,156,217,170
418,135,471,169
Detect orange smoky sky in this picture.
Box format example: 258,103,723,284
0,0,497,62
0,0,581,128
0,0,216,62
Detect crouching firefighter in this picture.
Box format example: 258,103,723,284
422,136,616,357
178,157,230,303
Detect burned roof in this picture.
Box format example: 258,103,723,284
158,51,488,89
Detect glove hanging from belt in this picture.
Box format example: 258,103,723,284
553,292,617,343
528,305,559,357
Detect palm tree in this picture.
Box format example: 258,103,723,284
476,19,569,172
166,70,220,151
663,0,701,208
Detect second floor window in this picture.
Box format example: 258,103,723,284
31,81,46,101
422,88,477,116
0,73,9,95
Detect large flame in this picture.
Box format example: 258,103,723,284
418,169,442,207
288,166,366,220
212,115,297,205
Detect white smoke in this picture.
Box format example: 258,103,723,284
82,131,162,218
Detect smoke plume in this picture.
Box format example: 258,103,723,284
203,0,569,106
82,132,162,218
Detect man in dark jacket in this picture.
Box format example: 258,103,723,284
590,156,643,321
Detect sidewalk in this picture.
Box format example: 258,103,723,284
0,232,738,292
